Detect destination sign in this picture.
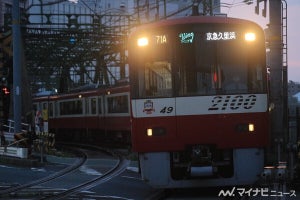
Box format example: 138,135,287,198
206,32,236,41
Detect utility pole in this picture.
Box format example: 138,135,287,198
12,0,22,134
268,0,287,164
254,0,287,164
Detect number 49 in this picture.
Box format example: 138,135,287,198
160,106,174,113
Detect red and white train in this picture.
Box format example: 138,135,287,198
34,15,269,188
128,16,269,188
33,84,131,144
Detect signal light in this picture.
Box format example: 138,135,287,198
2,87,9,95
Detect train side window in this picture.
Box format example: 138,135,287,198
59,102,65,115
98,97,102,114
49,102,54,117
60,100,83,115
107,94,129,113
55,102,59,117
90,98,97,115
86,99,90,114
42,102,48,110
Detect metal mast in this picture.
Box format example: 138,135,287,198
268,0,287,163
12,0,22,134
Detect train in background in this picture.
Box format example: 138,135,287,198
128,16,269,188
33,84,131,144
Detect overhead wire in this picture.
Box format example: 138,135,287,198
221,0,253,15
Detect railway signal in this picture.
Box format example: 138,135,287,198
0,85,10,122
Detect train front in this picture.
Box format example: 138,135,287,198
129,16,269,188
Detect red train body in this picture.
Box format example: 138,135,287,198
33,85,131,144
129,16,269,187
34,15,269,188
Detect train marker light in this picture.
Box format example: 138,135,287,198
245,32,256,42
147,128,153,136
248,123,255,132
146,127,166,136
236,123,255,133
137,37,149,47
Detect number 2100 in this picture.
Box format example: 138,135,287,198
208,95,257,111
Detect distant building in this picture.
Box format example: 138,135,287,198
288,80,300,96
288,81,300,117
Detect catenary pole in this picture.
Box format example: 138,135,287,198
268,0,286,163
12,0,22,134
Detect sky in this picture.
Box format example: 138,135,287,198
221,0,300,82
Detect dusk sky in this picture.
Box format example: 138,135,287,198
221,0,300,82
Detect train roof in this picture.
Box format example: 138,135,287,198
34,90,57,97
130,16,262,34
33,83,130,101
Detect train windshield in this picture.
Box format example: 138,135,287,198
130,23,266,98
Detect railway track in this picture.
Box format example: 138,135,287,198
40,155,130,200
0,144,130,199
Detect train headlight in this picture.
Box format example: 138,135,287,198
248,123,255,132
137,37,149,47
245,32,256,42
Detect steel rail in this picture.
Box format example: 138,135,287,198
0,143,130,199
39,154,130,200
0,146,87,198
